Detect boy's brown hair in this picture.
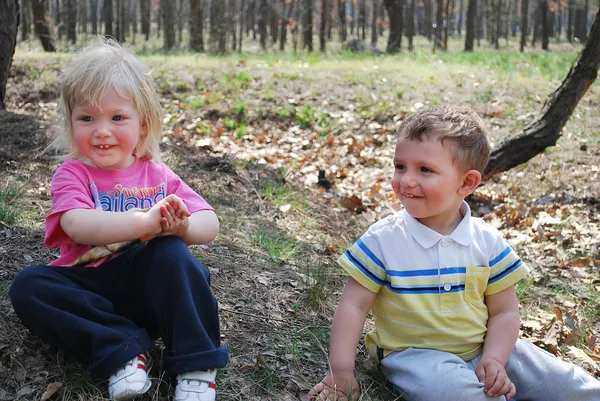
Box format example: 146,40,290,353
396,106,491,173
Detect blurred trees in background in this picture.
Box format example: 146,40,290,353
12,0,598,54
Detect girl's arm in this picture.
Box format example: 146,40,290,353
60,194,179,245
176,210,220,245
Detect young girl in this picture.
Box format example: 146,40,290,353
9,39,227,401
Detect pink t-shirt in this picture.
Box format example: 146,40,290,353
45,158,214,267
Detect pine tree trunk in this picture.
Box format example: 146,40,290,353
484,11,600,179
280,0,294,50
457,0,463,35
90,0,98,34
464,0,475,50
321,0,328,50
425,0,432,39
104,0,113,37
31,0,55,50
520,0,527,50
303,0,313,50
0,0,19,110
371,0,378,45
238,0,245,52
258,0,267,49
359,0,366,39
338,0,347,41
541,0,549,49
162,0,175,49
21,0,30,40
383,0,401,52
407,0,415,50
141,0,150,40
190,0,204,51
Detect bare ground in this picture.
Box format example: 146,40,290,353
1,49,599,400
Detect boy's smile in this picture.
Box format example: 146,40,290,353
392,135,475,234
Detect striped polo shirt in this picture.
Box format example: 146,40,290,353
338,201,529,361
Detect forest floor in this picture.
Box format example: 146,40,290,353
1,39,600,400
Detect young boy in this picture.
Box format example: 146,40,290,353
309,106,600,401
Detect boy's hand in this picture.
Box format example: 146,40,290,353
476,357,516,399
308,372,360,401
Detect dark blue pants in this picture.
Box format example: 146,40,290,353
9,236,228,379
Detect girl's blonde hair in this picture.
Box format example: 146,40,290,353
51,38,163,162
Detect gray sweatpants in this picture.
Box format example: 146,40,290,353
380,339,600,401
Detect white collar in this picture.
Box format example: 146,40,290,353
403,201,473,249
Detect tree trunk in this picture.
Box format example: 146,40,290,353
484,11,600,179
210,0,226,53
407,0,415,50
541,0,549,49
0,0,19,110
162,0,175,49
567,0,573,42
464,0,476,50
424,0,432,39
21,0,30,40
270,1,279,44
302,0,313,50
238,0,245,52
338,0,347,41
321,0,328,50
140,0,149,39
280,0,294,50
190,0,204,51
258,0,267,49
434,0,443,50
444,0,450,49
371,0,378,45
457,0,463,35
573,0,587,43
383,0,402,53
359,0,366,39
520,0,527,51
493,0,501,49
31,0,55,50
104,0,114,37
67,0,76,44
90,0,98,34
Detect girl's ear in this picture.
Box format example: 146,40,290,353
140,121,148,137
458,169,482,196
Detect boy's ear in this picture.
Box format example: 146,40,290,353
458,169,482,196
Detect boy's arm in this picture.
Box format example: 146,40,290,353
477,285,520,398
309,277,377,400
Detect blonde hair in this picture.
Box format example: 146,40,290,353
51,38,163,162
396,105,491,173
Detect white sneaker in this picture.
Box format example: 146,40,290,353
108,352,153,401
174,369,217,401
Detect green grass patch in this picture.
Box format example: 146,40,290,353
253,226,302,260
0,181,23,225
303,262,332,308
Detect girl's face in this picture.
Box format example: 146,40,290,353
71,89,146,170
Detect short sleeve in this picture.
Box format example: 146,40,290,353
484,235,530,296
337,228,387,293
165,166,214,213
44,164,95,248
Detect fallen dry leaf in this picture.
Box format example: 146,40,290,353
40,382,62,401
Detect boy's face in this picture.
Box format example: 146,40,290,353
392,135,470,232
